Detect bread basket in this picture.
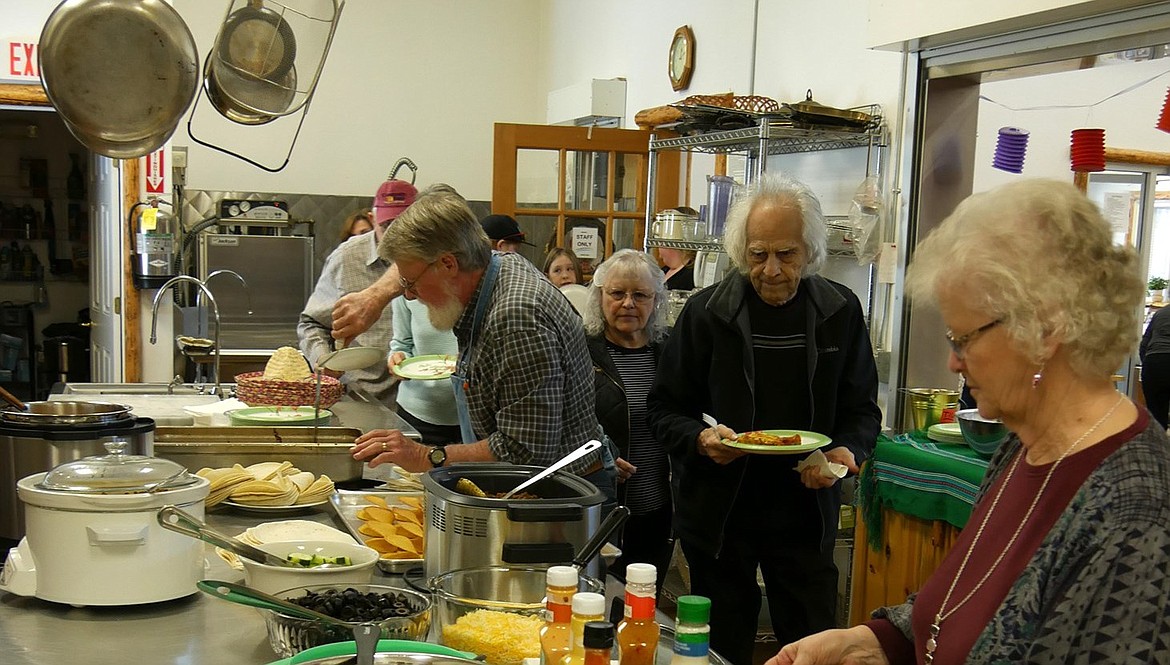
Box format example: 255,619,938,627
235,371,343,408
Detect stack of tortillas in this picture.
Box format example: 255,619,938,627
197,466,254,507
197,461,335,507
262,346,313,381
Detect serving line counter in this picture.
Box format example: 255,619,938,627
848,432,991,625
0,505,632,665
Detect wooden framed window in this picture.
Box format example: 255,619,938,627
492,123,679,279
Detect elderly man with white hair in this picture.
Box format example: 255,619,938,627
646,172,881,665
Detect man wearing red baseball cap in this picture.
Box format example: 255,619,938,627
297,177,418,405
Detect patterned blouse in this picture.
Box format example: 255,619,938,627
871,414,1170,664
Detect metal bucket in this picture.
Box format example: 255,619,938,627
905,388,960,433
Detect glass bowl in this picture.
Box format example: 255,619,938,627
263,583,432,657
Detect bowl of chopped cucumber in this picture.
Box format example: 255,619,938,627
242,540,379,595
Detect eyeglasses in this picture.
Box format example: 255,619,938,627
945,319,1003,360
398,260,437,294
604,289,654,304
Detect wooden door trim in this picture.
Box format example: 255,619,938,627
0,83,50,107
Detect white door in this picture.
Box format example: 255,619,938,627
89,155,124,381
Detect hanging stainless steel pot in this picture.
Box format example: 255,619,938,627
38,0,199,158
204,54,297,126
217,0,298,81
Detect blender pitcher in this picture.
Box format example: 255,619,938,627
706,175,735,236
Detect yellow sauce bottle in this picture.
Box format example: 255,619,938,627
561,591,606,665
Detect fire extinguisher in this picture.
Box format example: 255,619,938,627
131,200,177,289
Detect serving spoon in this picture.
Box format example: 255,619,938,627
500,439,602,500
0,384,27,411
158,505,301,568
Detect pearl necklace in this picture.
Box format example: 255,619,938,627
924,392,1126,664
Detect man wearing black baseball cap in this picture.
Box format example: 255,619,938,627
480,214,534,253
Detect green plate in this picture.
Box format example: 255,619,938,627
927,422,966,444
721,430,832,455
226,406,333,426
391,354,457,380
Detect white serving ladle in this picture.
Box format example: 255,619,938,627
500,439,602,500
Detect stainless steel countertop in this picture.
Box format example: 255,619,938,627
1,389,422,665
0,506,630,665
0,507,413,665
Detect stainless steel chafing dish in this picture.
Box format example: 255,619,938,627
152,426,364,482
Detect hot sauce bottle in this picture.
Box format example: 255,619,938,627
583,621,615,665
616,563,659,665
540,565,579,665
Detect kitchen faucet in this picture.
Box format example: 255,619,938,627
149,275,225,397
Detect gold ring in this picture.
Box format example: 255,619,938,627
381,441,387,452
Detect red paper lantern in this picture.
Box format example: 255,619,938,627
1070,128,1105,173
1158,87,1170,133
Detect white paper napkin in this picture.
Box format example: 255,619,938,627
183,397,248,426
794,449,848,479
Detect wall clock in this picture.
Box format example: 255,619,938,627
669,25,694,92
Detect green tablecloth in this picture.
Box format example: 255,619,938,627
858,433,991,549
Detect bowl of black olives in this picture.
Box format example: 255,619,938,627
264,583,432,657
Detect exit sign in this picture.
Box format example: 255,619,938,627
3,39,39,82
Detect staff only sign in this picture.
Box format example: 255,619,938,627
3,37,40,83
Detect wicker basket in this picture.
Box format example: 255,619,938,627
234,371,343,408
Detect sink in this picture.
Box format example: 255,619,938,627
58,383,229,396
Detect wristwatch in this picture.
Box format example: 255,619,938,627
427,446,447,468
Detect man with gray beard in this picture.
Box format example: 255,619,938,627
349,192,614,500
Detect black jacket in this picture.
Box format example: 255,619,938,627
588,333,664,459
645,273,881,555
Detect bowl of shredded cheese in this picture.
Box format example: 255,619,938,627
427,566,605,665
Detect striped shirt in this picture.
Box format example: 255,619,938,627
454,253,602,475
606,342,668,514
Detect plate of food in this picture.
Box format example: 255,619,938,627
721,429,832,454
392,354,457,380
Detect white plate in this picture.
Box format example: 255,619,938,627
560,284,590,314
318,346,386,372
220,499,330,515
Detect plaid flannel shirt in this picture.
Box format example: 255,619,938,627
453,252,602,474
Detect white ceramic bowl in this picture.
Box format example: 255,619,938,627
241,540,378,595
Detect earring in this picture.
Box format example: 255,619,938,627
1032,364,1045,389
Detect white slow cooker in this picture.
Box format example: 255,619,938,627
0,440,210,606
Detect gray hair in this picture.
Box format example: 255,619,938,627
379,191,491,271
722,172,827,276
905,179,1143,378
582,249,669,344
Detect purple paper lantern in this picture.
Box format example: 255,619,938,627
992,127,1029,174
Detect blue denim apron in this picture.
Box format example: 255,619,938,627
451,255,500,444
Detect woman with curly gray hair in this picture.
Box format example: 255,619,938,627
769,179,1170,665
584,249,672,588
